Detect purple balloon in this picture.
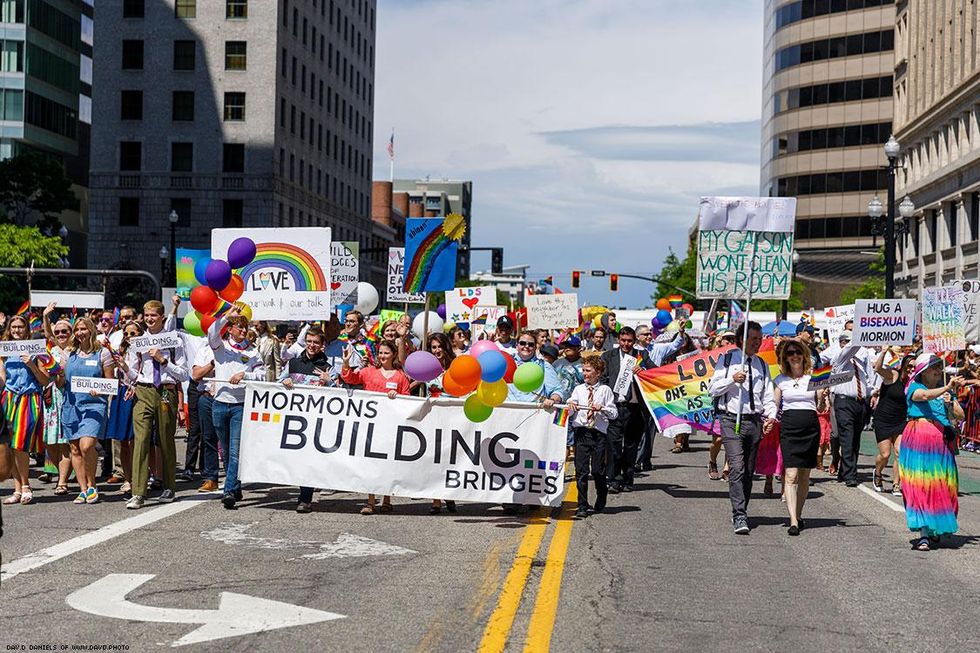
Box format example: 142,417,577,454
436,303,447,320
227,237,257,269
469,339,499,359
404,351,444,383
205,259,232,291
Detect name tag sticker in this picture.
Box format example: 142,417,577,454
385,381,398,390
84,359,98,367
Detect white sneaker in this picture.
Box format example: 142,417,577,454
126,495,145,510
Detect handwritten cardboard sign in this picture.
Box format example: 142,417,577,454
70,376,118,396
387,248,425,304
0,339,48,358
330,241,359,308
471,306,507,338
525,294,579,330
129,332,183,354
852,299,916,346
955,279,980,343
696,230,794,300
922,285,967,353
444,287,495,324
824,304,854,342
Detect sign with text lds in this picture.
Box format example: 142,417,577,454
852,300,916,346
129,332,183,354
695,230,795,300
238,382,566,506
212,227,332,320
387,248,425,304
330,241,359,308
922,285,967,353
0,339,48,358
71,376,118,396
444,286,495,324
524,293,579,330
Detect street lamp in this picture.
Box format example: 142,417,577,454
869,135,904,298
168,210,179,287
159,246,169,287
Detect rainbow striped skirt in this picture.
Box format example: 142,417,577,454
898,418,958,536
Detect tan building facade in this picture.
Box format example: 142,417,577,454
893,1,980,296
761,0,896,307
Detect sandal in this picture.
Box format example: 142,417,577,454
913,537,931,552
54,485,69,496
722,466,730,481
20,488,33,504
708,462,721,481
3,492,22,505
360,505,375,515
670,445,683,454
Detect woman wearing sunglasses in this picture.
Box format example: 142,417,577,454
41,303,73,496
765,338,829,535
104,321,143,494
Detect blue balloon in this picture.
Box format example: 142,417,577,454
656,309,673,325
478,350,508,383
193,256,212,285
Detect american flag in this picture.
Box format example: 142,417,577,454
387,131,394,159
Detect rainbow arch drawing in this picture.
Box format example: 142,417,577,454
237,242,328,291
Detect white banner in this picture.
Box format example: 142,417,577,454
852,299,916,347
444,286,495,324
71,376,118,396
0,339,48,358
612,357,636,401
824,304,854,342
387,248,425,304
525,293,579,330
807,370,854,391
955,279,980,343
212,227,332,320
330,241,359,308
31,290,104,310
698,196,797,232
238,383,567,506
129,332,183,354
695,230,794,300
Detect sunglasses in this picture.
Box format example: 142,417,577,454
786,350,803,356
53,329,70,335
518,341,536,347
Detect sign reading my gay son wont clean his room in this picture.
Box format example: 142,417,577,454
696,230,794,300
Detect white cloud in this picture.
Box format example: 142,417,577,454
373,0,764,308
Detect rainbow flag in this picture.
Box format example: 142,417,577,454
669,295,683,308
112,306,121,325
552,406,570,427
28,311,41,334
14,300,29,316
365,320,382,343
810,363,832,385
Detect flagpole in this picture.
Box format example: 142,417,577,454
734,233,759,436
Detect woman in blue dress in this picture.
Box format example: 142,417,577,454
58,317,113,504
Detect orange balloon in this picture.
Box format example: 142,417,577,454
656,298,671,310
448,354,482,387
221,274,244,302
442,369,477,397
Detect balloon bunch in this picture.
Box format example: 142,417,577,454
652,297,695,334
402,340,545,423
184,237,257,336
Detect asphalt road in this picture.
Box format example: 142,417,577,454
2,431,979,652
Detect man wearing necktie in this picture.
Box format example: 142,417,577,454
822,330,873,486
708,321,776,534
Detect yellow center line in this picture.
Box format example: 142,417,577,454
522,484,578,652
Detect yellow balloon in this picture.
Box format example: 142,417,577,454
592,315,603,328
476,378,508,407
443,320,456,333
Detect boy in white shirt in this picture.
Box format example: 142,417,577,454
567,358,618,518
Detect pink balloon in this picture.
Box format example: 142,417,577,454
469,340,500,359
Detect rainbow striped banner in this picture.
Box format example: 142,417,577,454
636,345,779,434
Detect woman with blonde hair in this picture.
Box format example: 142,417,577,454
765,337,828,535
41,303,73,495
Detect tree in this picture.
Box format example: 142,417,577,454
839,249,885,304
0,151,78,226
0,223,70,311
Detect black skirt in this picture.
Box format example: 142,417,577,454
779,409,821,468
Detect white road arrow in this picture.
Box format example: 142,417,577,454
65,574,345,647
200,522,416,560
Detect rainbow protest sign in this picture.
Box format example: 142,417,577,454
636,345,778,434
404,215,466,293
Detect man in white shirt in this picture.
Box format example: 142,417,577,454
121,300,189,509
822,330,873,486
708,321,776,534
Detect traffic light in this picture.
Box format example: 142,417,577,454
609,274,619,292
571,270,581,288
491,248,503,274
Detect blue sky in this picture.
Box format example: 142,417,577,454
372,0,764,308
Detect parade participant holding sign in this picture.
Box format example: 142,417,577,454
708,321,776,535
118,300,189,510
341,339,409,515
766,338,828,535
567,357,617,518
600,326,653,493
58,317,113,504
823,330,873,486
41,303,73,496
105,321,141,495
425,332,457,515
872,349,913,494
0,314,50,506
901,354,963,551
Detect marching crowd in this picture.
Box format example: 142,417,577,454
0,300,973,552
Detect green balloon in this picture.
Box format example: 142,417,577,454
183,311,204,336
513,362,544,393
464,394,493,422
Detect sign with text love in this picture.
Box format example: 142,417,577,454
128,332,183,354
330,241,359,308
238,382,566,506
922,285,967,353
524,293,579,330
444,286,495,324
212,227,332,320
70,376,118,396
955,279,980,343
696,230,795,300
852,300,916,347
0,339,48,358
824,304,854,343
471,306,507,338
387,248,425,304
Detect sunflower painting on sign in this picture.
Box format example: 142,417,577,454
403,214,466,293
